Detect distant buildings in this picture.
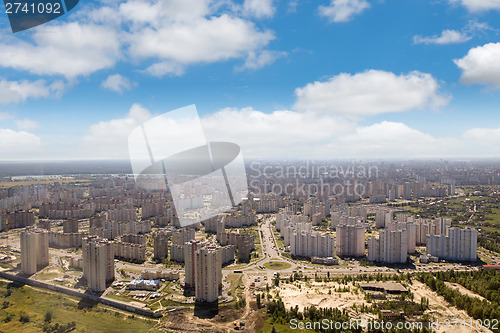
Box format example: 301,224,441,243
171,228,195,246
49,231,86,248
141,269,180,280
114,234,146,262
20,227,49,275
217,231,254,262
63,219,79,233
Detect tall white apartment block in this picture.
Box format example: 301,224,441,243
289,230,335,258
20,227,49,275
336,224,365,257
172,228,196,246
83,236,114,292
195,246,222,303
387,221,416,253
184,240,201,288
427,227,477,261
375,210,393,228
368,228,408,263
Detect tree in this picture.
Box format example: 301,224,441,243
256,293,261,308
271,325,278,333
44,311,52,323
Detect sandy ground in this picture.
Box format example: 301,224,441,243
279,280,376,321
411,281,492,333
444,282,488,302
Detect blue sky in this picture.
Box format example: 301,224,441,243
1,0,500,160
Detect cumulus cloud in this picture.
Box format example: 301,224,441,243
0,79,65,104
142,62,186,77
463,126,500,143
101,74,135,93
16,119,39,131
81,104,483,160
243,0,276,18
413,29,471,45
319,0,370,23
450,0,500,12
329,121,460,158
294,70,450,116
0,113,12,121
127,15,274,67
83,103,152,158
455,42,500,88
0,129,41,158
236,50,287,71
0,0,276,80
0,22,121,79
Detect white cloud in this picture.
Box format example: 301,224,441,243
450,0,500,12
142,62,185,77
202,107,353,159
236,50,287,71
0,79,65,104
0,0,277,80
413,29,471,45
101,74,135,93
16,119,39,131
287,0,298,13
294,70,450,116
462,126,500,156
127,14,274,67
0,113,12,121
319,0,370,23
0,129,41,157
243,0,275,18
329,121,460,158
463,126,500,143
83,104,152,158
0,22,121,79
80,104,485,160
454,42,500,88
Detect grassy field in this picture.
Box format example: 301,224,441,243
484,207,500,225
263,261,291,270
0,281,159,333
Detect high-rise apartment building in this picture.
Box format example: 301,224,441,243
83,236,114,292
427,227,477,261
336,224,365,257
154,230,169,260
195,246,222,303
20,227,49,275
368,229,408,263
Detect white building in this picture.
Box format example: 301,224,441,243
20,227,49,275
368,228,408,263
195,246,222,303
83,236,114,292
289,230,335,258
336,224,365,257
427,227,477,261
